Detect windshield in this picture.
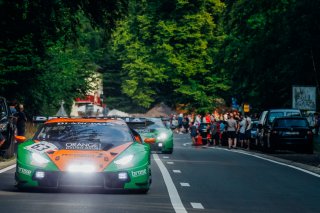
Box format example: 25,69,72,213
268,112,284,123
33,122,133,150
273,119,308,128
127,118,165,130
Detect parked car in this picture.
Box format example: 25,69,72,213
0,96,16,158
267,117,313,153
256,109,302,150
249,119,259,148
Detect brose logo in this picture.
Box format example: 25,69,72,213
65,143,101,150
131,169,147,177
18,167,31,176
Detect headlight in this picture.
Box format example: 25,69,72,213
157,132,168,141
31,153,50,165
114,155,134,165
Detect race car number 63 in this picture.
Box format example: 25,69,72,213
30,144,51,152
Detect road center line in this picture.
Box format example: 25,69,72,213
153,154,187,213
191,202,204,209
180,183,190,187
0,164,16,174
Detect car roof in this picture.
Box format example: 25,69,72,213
267,109,301,112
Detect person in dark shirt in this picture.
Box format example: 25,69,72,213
15,104,27,136
190,122,198,145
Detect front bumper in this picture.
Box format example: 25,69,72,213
16,171,133,189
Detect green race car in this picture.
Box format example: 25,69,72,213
125,117,174,154
15,117,154,193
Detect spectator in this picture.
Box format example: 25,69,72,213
210,119,220,146
9,99,17,114
238,115,247,148
177,113,183,134
15,104,27,136
226,113,238,149
0,131,5,147
190,122,198,145
245,114,252,149
182,114,190,133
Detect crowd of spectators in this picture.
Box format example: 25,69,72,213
169,111,258,149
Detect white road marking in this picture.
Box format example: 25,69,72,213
0,164,16,174
173,170,181,173
167,161,174,165
153,154,187,213
163,156,169,159
191,202,204,209
206,146,320,178
180,182,190,187
182,143,190,146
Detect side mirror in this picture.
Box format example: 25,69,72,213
144,138,156,144
15,135,27,143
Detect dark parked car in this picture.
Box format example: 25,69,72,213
257,109,302,150
265,117,313,153
0,96,16,158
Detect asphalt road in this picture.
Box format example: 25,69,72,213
1,133,320,213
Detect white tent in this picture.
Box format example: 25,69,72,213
56,101,68,117
107,109,130,117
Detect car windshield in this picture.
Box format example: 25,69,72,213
273,119,308,128
268,112,284,123
33,122,133,150
127,118,165,130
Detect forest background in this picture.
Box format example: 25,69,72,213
1,0,319,116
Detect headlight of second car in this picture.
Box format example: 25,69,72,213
114,154,134,166
157,132,168,141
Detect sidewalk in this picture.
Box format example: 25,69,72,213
0,158,16,170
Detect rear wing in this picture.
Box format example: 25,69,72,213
33,116,69,123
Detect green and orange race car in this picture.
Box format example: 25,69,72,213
15,118,155,193
125,117,174,154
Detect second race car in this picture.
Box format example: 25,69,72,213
125,117,174,154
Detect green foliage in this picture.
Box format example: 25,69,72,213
221,0,320,110
107,0,229,112
0,0,128,115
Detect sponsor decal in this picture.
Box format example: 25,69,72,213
57,122,114,126
65,143,101,150
137,129,151,133
131,169,147,177
24,141,58,153
18,166,32,176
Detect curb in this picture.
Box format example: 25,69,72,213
0,158,16,170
